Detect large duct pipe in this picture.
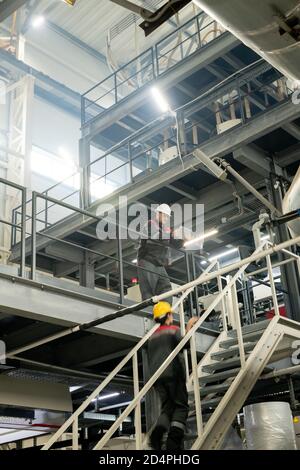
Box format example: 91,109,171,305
193,0,300,81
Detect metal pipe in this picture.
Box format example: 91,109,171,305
261,364,300,379
266,254,280,316
221,161,281,217
192,0,300,81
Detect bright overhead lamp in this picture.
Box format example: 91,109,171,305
151,87,171,113
69,386,82,392
31,15,45,28
209,247,239,262
184,229,218,248
92,392,120,403
132,259,138,264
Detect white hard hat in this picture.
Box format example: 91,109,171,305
155,203,171,217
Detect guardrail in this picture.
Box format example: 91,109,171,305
83,62,291,207
81,11,225,126
0,178,26,277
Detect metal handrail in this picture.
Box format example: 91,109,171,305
92,242,268,450
39,236,300,450
83,48,154,98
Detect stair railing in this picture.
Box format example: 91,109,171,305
91,241,267,450
41,236,300,450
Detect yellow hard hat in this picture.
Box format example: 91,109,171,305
153,301,172,320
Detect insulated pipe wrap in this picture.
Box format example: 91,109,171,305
193,0,300,80
244,402,297,450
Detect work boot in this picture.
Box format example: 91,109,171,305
166,426,184,451
149,425,165,451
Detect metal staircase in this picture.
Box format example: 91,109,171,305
186,316,300,449
40,236,300,451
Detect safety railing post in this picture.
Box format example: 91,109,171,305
133,352,142,450
45,191,49,228
128,141,133,183
231,278,245,368
117,226,124,304
151,47,156,79
11,209,16,249
185,252,193,315
190,333,203,437
31,192,37,280
114,73,118,104
72,416,79,450
179,302,190,383
196,14,201,48
20,188,27,278
191,253,200,316
266,254,280,316
217,262,227,332
154,44,160,76
237,79,246,124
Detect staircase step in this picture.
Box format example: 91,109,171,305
200,382,230,397
199,368,240,384
211,342,256,360
219,330,263,349
190,396,222,411
188,383,230,404
202,357,242,373
227,319,270,338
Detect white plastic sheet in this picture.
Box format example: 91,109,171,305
244,402,297,450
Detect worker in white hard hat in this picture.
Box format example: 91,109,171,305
137,203,182,304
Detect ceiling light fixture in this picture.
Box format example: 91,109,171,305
151,86,171,113
31,15,45,28
92,392,120,403
184,229,219,248
209,247,239,262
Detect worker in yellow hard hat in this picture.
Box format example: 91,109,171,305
147,301,198,451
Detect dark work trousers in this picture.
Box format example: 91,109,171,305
138,259,172,304
155,378,189,432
